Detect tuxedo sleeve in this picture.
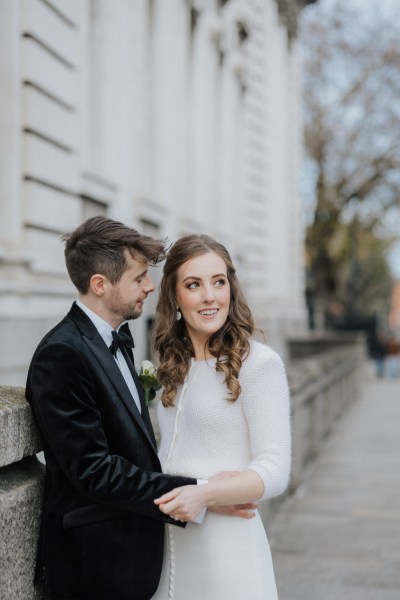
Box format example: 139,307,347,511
27,342,196,522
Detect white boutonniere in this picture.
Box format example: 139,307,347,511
138,360,161,405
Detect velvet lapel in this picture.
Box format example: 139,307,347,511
121,349,157,449
67,303,157,452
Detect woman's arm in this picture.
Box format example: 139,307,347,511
242,347,291,500
154,470,264,522
154,345,291,521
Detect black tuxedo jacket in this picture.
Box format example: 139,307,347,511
26,303,196,600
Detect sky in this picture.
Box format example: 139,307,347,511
322,0,400,16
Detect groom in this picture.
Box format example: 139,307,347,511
25,216,199,600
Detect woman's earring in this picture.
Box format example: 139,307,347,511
176,307,182,321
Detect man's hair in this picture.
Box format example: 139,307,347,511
62,216,167,294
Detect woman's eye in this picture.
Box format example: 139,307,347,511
187,282,198,289
215,279,226,287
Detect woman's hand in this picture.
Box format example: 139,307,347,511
154,472,240,521
154,484,209,522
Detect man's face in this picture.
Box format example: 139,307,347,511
105,250,155,325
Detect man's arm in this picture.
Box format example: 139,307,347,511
27,342,196,522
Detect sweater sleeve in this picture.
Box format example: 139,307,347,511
241,343,291,500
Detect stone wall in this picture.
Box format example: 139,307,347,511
0,0,308,385
0,387,44,599
0,338,366,599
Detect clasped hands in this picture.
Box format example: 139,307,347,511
154,471,257,522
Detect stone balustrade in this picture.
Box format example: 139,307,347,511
0,336,366,599
257,335,366,523
288,337,365,491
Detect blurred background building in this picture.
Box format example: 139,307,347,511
0,0,315,385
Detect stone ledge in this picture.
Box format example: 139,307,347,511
0,387,43,468
0,456,45,600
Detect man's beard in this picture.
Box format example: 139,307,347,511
108,293,143,322
122,306,142,321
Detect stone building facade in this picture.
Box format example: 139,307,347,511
0,0,313,385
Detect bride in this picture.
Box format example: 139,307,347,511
151,234,291,599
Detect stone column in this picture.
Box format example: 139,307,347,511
187,9,220,232
216,45,243,246
90,0,149,223
0,0,22,257
151,0,190,239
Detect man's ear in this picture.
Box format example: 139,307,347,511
90,274,107,297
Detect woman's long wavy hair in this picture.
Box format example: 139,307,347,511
153,234,255,407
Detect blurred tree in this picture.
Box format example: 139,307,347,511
300,0,400,328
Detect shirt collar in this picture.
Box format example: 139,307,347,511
76,300,127,349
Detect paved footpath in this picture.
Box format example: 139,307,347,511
268,365,400,600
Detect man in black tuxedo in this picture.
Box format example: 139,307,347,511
26,216,199,600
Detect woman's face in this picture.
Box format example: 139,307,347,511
175,251,231,357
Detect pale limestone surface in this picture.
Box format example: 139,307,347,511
269,366,400,600
0,458,44,600
0,386,42,468
0,0,308,387
0,387,44,599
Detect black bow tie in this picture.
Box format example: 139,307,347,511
109,323,135,356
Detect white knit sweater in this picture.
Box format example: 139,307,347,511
157,341,291,500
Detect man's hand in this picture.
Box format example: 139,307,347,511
209,502,257,519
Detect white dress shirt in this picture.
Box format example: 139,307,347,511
76,300,141,413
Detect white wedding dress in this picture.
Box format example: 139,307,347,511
152,342,291,600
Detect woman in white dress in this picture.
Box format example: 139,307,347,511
151,234,291,600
